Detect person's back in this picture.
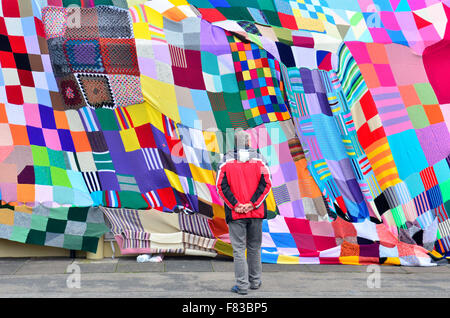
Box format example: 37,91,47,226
216,129,272,295
217,149,271,223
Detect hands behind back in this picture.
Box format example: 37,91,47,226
235,203,254,214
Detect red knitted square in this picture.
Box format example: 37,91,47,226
5,85,23,105
99,38,139,75
57,74,86,110
17,69,35,87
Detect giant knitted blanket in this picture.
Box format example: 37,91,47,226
0,0,449,265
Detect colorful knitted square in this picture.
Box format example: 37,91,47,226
57,74,86,109
108,75,144,107
41,7,68,39
64,39,105,73
97,6,133,39
64,7,99,39
76,74,115,109
100,38,140,75
47,38,71,77
226,31,291,127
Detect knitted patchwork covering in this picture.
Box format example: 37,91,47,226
0,205,109,253
0,0,449,264
41,4,143,110
256,215,435,266
100,206,217,255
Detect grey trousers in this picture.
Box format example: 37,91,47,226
228,218,263,290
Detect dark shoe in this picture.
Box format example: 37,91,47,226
231,285,248,295
250,282,261,290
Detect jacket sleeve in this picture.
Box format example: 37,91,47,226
250,161,272,209
216,164,239,209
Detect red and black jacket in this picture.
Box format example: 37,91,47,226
216,149,272,224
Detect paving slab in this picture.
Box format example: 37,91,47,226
164,256,214,272
306,264,371,273
211,259,234,272
262,264,310,272
116,257,164,273
0,258,29,275
73,259,118,273
402,264,450,274
370,265,408,274
14,257,74,275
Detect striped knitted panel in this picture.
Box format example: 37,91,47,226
178,212,215,239
420,166,439,190
426,185,443,210
336,43,368,108
228,111,250,129
413,191,431,216
122,229,150,239
272,184,291,205
288,137,305,161
435,204,450,254
169,44,187,68
184,244,216,253
100,207,144,236
384,182,412,209
122,238,150,250
182,232,216,250
364,137,402,191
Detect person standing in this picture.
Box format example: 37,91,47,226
216,129,272,295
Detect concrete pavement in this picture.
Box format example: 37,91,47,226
0,255,449,298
